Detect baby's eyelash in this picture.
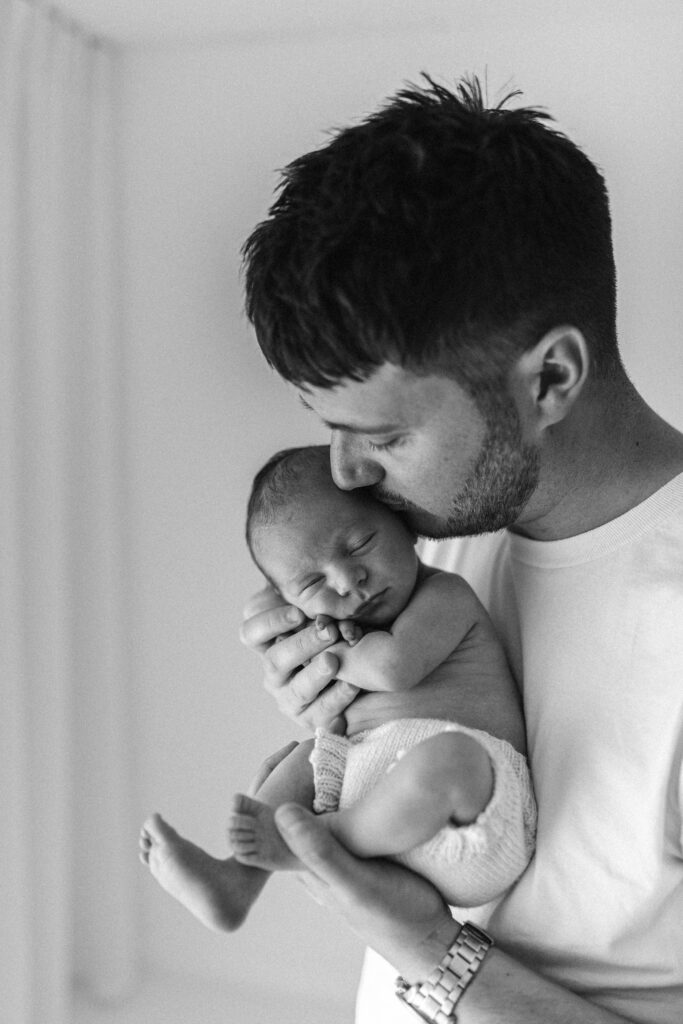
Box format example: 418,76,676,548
301,577,323,593
350,534,374,553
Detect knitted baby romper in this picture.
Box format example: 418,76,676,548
310,717,536,907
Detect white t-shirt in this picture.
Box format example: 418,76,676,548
356,474,683,1024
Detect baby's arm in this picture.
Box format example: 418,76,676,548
331,571,481,692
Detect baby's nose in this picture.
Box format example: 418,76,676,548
333,562,367,596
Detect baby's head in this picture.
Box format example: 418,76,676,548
246,446,419,628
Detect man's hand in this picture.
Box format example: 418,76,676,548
240,585,360,732
274,807,632,1023
274,803,459,985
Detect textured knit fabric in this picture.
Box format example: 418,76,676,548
310,717,536,907
357,473,683,1024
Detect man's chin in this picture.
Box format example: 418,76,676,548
402,507,459,540
372,493,456,539
406,505,516,540
373,489,518,539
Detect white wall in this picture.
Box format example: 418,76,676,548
118,0,683,1015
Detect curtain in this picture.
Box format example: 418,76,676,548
1,3,137,1021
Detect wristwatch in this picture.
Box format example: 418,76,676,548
395,921,494,1022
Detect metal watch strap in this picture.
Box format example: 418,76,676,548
395,921,494,1023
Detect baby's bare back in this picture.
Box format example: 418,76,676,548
344,588,527,755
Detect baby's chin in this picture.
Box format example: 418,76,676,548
356,612,393,630
355,603,399,631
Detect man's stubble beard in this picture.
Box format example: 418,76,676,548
374,397,541,540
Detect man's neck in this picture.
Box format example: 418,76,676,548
511,387,683,542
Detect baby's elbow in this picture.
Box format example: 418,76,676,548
366,654,415,692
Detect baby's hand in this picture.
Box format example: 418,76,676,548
316,614,363,647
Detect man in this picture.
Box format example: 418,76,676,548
240,76,683,1022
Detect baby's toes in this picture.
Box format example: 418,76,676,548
228,812,257,833
228,818,256,850
139,825,153,861
230,835,259,860
143,812,176,846
230,792,262,816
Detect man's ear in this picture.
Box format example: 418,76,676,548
513,326,590,429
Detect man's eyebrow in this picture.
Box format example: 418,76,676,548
298,395,401,435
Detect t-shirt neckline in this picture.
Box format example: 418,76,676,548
509,472,683,568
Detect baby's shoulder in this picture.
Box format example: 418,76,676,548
416,563,483,609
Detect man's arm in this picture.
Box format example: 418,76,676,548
274,804,634,1024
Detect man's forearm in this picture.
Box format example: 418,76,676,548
271,803,636,1024
457,947,633,1024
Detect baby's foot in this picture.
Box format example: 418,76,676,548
139,813,267,932
229,794,304,871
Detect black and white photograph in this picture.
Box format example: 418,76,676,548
3,2,683,1022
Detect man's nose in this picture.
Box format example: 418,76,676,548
330,432,383,490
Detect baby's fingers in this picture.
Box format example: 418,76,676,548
338,619,363,646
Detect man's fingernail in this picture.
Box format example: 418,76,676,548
318,626,332,639
287,607,303,624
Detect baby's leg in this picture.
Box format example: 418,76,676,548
228,739,316,871
139,813,267,932
327,732,493,858
140,739,315,931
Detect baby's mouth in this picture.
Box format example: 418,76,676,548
352,589,388,620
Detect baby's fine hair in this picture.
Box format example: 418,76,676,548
245,445,331,568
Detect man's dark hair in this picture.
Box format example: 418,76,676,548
245,445,330,576
243,74,620,399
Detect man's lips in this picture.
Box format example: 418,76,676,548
372,489,411,512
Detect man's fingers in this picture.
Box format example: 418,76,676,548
275,804,352,889
240,601,306,652
285,676,359,729
261,655,340,724
264,623,340,684
309,677,359,719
